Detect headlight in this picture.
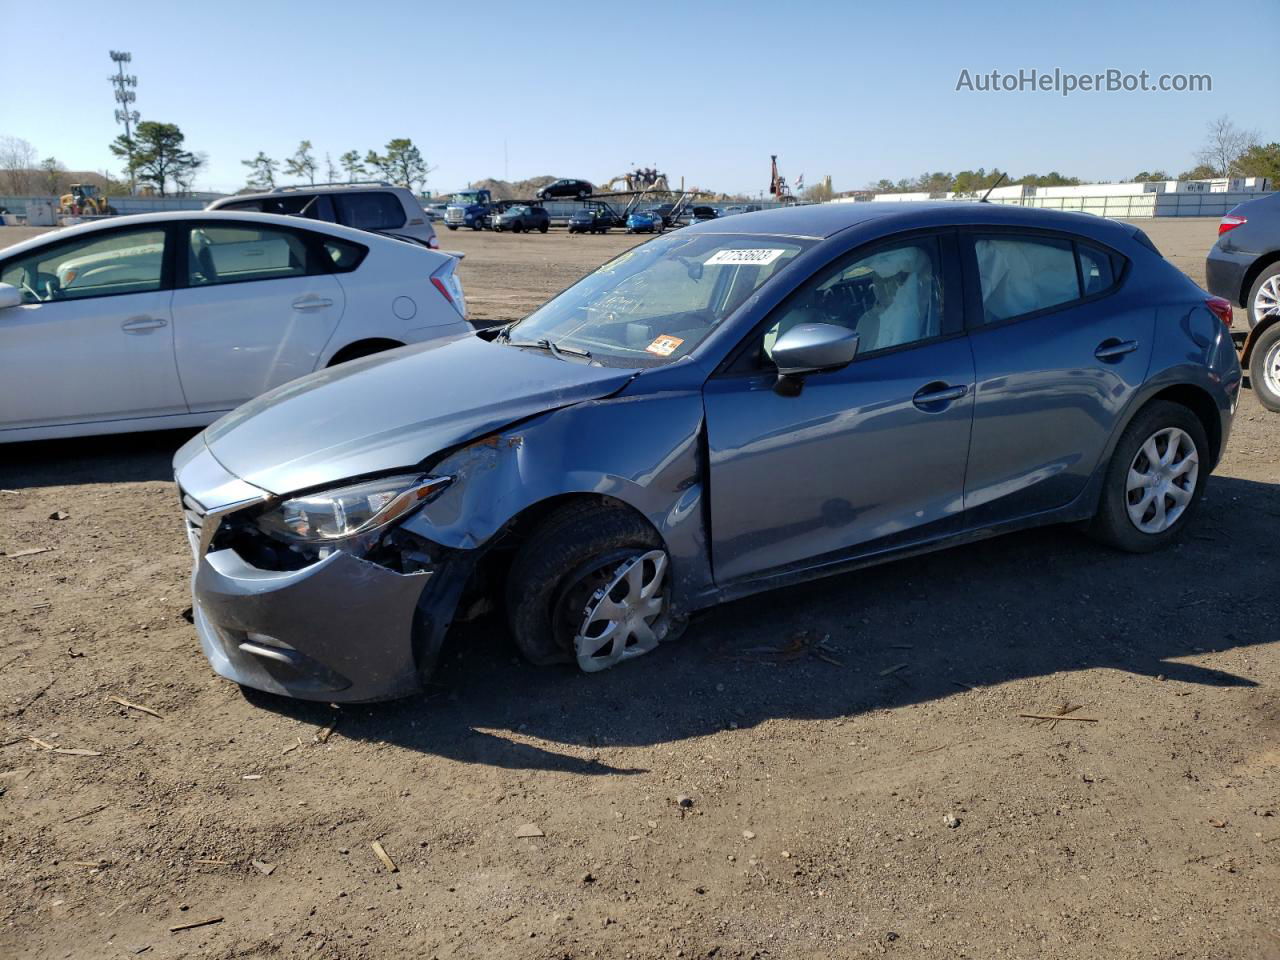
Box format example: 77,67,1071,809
255,474,452,544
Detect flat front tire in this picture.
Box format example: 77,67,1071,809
506,503,674,672
1087,400,1209,552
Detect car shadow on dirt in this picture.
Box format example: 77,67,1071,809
0,429,196,487
241,474,1279,774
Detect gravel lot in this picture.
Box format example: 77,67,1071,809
2,217,1278,960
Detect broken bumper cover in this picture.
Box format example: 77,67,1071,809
193,548,435,703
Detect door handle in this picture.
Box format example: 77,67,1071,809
913,382,968,409
292,297,334,311
1094,338,1139,361
120,316,168,334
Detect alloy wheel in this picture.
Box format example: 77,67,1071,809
570,550,670,672
1264,339,1280,397
1255,274,1280,322
1125,426,1199,534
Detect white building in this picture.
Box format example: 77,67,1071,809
834,178,1272,217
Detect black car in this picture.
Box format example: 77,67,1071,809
536,179,594,200
1208,191,1280,412
493,204,551,233
567,209,609,234
689,205,721,224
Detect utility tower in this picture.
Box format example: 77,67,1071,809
109,50,139,194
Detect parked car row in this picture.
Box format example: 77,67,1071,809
167,202,1240,706
1206,190,1280,411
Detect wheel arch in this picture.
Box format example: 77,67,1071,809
1240,312,1280,367
326,337,406,367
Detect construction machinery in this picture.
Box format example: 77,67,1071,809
769,155,794,202
601,167,670,194
58,184,115,216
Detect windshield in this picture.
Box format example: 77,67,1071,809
449,193,480,204
503,232,814,366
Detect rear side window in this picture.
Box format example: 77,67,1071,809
186,224,310,287
332,192,406,230
1077,243,1116,295
322,236,367,273
974,236,1078,324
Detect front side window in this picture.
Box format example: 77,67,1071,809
974,236,1078,323
760,237,944,362
187,224,309,286
505,232,814,366
1,228,165,303
332,192,405,230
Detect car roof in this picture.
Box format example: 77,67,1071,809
0,210,416,261
683,200,1136,243
216,184,413,200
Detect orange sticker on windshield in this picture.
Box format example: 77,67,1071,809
645,335,684,357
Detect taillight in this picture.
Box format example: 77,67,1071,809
1205,296,1233,327
1218,215,1246,236
431,276,454,305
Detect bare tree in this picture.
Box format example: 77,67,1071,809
0,136,38,194
39,156,65,195
1195,115,1258,177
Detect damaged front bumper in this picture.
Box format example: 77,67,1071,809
178,444,469,703
194,548,435,702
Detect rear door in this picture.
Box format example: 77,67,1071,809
169,221,345,414
0,224,186,432
960,230,1154,523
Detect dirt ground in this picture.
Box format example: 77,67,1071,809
1,217,1278,960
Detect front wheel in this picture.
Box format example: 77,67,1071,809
1087,400,1209,552
1248,322,1280,412
506,503,675,672
1248,263,1280,329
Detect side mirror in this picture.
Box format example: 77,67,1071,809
0,282,22,310
772,322,859,375
771,323,860,396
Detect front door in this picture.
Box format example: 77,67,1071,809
169,221,345,414
703,233,975,585
0,225,187,433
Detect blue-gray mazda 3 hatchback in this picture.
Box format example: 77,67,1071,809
174,202,1241,702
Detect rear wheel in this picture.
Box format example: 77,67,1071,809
1248,322,1280,412
506,503,675,671
1087,400,1209,552
538,221,549,234
1248,263,1280,329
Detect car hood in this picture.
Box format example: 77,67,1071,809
195,334,636,495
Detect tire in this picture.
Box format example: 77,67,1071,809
1087,400,1210,553
1247,263,1280,329
471,221,482,231
538,222,549,234
506,503,671,670
447,225,458,231
1248,322,1280,412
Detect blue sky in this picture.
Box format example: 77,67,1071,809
2,0,1275,196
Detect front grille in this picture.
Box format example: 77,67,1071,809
179,488,207,555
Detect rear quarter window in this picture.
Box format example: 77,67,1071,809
332,192,406,231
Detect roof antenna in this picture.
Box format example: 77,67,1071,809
980,172,1008,203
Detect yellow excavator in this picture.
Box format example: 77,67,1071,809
58,184,115,216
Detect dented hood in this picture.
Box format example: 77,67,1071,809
196,334,635,495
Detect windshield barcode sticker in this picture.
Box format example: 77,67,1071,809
705,249,785,266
